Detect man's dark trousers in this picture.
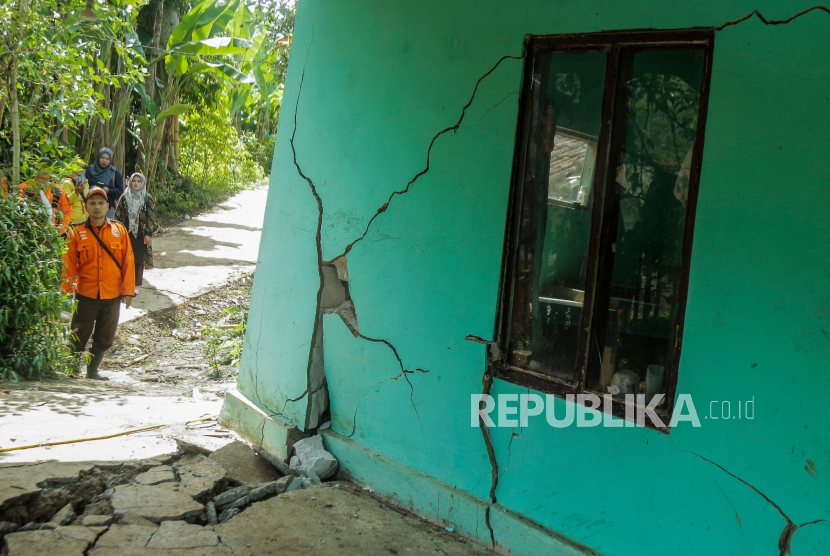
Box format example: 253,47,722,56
71,294,121,358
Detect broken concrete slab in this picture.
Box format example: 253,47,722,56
3,526,105,556
216,507,239,524
208,441,280,486
19,522,55,531
252,444,298,477
285,475,303,493
213,483,492,555
218,389,306,461
80,515,113,527
213,485,251,507
49,503,75,526
175,438,213,457
0,521,19,535
134,465,176,485
172,455,227,500
273,475,293,495
205,501,217,525
146,520,220,550
92,524,155,547
0,462,94,509
3,529,88,556
117,513,158,528
109,484,203,522
217,482,276,511
290,435,338,480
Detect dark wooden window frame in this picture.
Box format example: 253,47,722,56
493,29,715,432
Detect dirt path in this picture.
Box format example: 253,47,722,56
0,186,267,463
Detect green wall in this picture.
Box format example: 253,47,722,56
239,1,830,553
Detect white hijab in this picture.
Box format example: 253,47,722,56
124,172,147,236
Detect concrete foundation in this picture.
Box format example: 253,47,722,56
217,389,306,461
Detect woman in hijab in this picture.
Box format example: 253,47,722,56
115,172,157,290
85,148,124,218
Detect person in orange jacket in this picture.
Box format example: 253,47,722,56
18,165,73,236
63,186,135,380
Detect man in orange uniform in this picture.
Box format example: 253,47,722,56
63,187,135,380
19,165,73,236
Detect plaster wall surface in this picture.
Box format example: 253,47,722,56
237,1,830,554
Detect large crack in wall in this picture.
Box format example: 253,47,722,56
263,4,830,552
687,452,828,556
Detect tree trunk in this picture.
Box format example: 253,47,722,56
10,56,20,186
10,0,29,186
140,0,166,173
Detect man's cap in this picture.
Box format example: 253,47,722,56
86,186,107,201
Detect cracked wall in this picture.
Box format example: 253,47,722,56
237,0,830,554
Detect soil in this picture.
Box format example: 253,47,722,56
101,273,254,398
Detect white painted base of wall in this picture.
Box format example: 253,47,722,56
321,430,600,556
218,388,307,461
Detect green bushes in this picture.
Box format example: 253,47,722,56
0,192,71,380
241,132,275,176
154,104,267,225
154,175,246,226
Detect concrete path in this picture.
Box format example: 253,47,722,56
120,186,268,323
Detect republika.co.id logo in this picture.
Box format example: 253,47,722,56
471,394,755,429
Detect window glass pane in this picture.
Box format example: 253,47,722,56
590,48,705,401
507,49,607,380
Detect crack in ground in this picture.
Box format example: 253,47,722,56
335,54,523,260
687,451,829,555
713,5,829,31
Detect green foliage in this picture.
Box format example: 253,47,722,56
0,192,72,380
240,131,274,175
0,0,147,178
174,103,265,212
153,175,241,224
201,324,223,375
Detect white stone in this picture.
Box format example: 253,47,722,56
290,435,338,480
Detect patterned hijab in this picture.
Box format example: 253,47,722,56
124,172,147,236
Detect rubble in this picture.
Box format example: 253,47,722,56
208,441,280,486
172,455,227,500
1,452,492,556
80,515,113,527
213,485,251,507
205,501,218,525
146,520,219,550
289,435,338,480
48,504,75,526
216,507,239,524
133,465,176,485
252,444,299,477
5,526,106,556
217,481,276,511
108,484,204,522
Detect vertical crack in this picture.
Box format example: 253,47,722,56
288,41,328,430
465,334,503,548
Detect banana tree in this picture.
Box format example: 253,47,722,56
136,0,256,185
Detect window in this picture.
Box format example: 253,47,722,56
495,30,714,430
